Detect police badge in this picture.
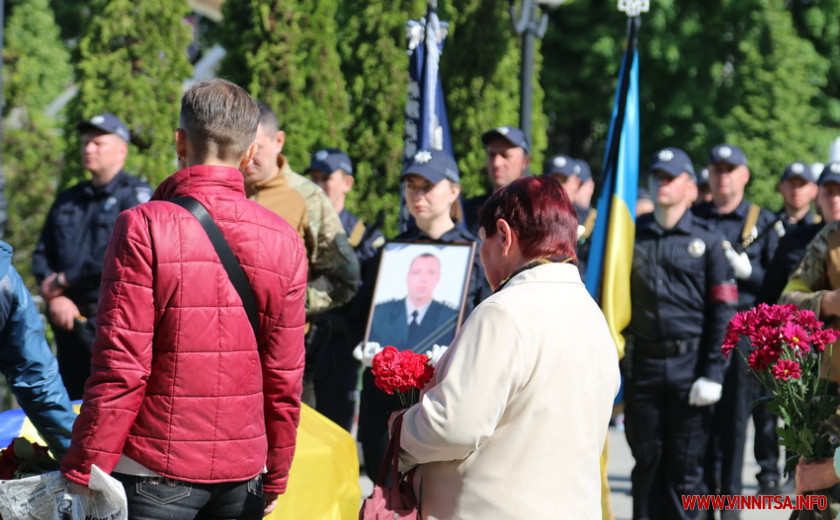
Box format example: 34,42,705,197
687,238,706,258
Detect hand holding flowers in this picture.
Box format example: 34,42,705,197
723,303,840,471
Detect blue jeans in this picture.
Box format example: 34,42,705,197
113,473,265,520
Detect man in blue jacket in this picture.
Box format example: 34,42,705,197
0,241,76,457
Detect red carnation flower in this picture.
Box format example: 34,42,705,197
371,347,434,405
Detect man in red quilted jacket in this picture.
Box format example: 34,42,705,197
61,79,307,519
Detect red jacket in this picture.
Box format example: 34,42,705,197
61,166,307,494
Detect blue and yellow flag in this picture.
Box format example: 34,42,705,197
583,18,641,360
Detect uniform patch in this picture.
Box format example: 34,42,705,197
774,220,786,238
103,196,117,212
413,150,432,164
553,156,567,168
687,238,706,258
577,224,586,239
135,188,152,204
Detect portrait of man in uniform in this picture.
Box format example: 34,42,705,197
366,242,474,353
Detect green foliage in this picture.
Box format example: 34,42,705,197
438,1,548,198
217,0,351,172
3,0,71,285
336,0,424,236
790,0,840,133
718,1,829,208
5,0,72,115
49,0,90,44
65,0,193,187
4,118,61,285
542,0,831,210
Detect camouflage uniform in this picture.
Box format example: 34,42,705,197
780,220,840,383
278,155,360,315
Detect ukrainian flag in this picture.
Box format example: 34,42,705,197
583,17,640,520
584,17,640,360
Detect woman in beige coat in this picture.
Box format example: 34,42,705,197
398,175,621,519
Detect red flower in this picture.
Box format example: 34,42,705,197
793,309,821,330
772,359,802,381
780,322,811,352
748,347,781,372
371,346,434,397
811,328,840,352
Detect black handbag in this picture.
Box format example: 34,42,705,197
169,196,259,340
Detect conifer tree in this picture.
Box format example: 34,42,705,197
3,0,72,278
437,0,548,197
336,0,423,234
65,0,193,186
217,0,350,172
542,0,827,209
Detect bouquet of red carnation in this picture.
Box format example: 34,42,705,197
723,303,840,472
0,437,58,480
371,346,435,407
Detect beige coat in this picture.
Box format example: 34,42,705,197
399,262,620,519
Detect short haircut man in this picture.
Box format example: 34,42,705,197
463,126,531,234
61,79,307,518
406,253,442,308
244,102,359,316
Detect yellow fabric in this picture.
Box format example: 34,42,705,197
271,405,361,520
348,220,366,248
600,194,635,359
600,435,613,520
782,277,814,296
16,404,360,520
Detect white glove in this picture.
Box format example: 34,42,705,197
352,341,383,368
721,241,752,280
424,344,449,366
688,377,723,406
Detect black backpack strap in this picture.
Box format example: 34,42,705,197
169,196,259,341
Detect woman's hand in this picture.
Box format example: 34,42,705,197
795,457,840,495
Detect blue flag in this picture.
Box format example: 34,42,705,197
401,2,454,232
583,18,641,359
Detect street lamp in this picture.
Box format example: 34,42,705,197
510,0,566,151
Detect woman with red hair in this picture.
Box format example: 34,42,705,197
397,175,620,519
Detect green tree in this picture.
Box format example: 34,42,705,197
65,0,193,187
438,0,548,198
217,0,351,172
336,0,423,235
789,0,840,140
3,0,72,280
542,0,828,209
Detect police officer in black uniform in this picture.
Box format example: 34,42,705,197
625,147,738,520
33,113,151,399
693,143,781,518
306,148,385,431
544,154,595,277
357,149,493,478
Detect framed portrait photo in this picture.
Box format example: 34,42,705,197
365,241,476,354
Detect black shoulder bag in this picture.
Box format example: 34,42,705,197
169,196,259,340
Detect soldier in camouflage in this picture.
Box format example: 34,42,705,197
244,102,359,407
779,163,840,450
244,102,359,316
